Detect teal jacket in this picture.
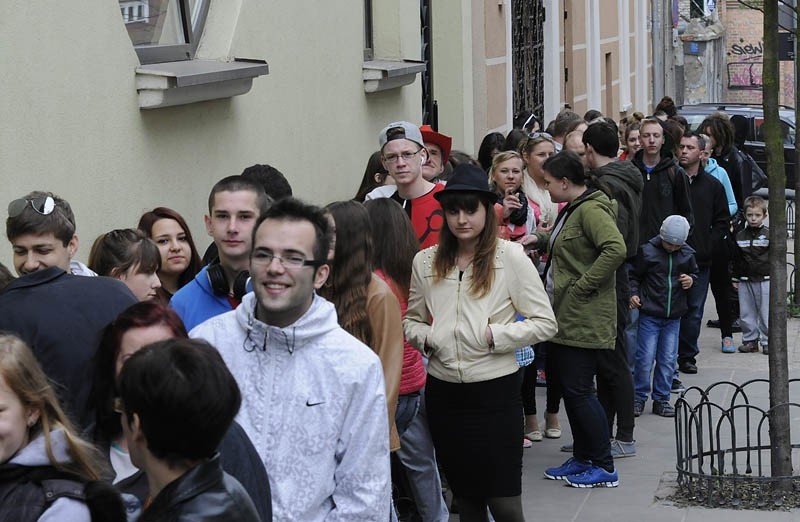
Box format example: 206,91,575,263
536,189,626,349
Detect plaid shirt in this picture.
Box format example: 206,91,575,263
516,345,535,367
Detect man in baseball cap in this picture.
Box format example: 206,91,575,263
376,121,445,249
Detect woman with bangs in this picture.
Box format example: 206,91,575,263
404,164,557,521
88,229,162,301
137,207,203,303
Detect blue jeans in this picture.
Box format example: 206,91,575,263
395,393,421,437
634,314,680,402
678,266,711,366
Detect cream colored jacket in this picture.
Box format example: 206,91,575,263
404,239,557,383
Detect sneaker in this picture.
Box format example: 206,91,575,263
653,400,675,417
565,465,619,488
738,340,759,353
523,438,533,448
678,360,698,374
544,457,592,480
762,344,769,355
633,400,644,417
721,337,735,353
610,439,637,458
671,379,686,394
536,369,547,386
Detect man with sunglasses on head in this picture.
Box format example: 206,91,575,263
0,191,137,428
190,197,390,521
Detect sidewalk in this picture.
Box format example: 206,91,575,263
478,296,799,521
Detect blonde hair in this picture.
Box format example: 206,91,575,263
744,195,768,215
488,151,524,190
0,333,105,480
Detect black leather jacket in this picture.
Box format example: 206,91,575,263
139,454,262,522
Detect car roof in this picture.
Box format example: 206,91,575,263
677,103,795,124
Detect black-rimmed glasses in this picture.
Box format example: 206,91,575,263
8,196,56,218
383,149,423,163
251,251,323,270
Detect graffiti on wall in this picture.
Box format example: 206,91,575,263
728,62,762,90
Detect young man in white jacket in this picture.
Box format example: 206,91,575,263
191,197,390,522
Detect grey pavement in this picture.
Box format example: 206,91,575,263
450,287,800,521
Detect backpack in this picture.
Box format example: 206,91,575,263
740,150,767,192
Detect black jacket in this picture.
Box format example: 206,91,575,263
495,188,529,227
139,455,261,522
630,237,699,320
593,159,644,259
113,422,272,522
0,268,136,428
685,168,730,267
632,151,694,244
713,145,746,208
732,224,770,281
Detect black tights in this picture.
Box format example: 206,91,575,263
456,495,525,522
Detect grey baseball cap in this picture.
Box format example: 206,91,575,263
378,121,425,150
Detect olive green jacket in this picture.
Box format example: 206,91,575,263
535,189,626,349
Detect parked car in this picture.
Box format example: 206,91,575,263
678,103,796,189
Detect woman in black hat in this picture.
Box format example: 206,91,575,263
404,164,557,521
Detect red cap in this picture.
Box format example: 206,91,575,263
419,125,452,164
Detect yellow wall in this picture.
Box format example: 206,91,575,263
0,0,421,267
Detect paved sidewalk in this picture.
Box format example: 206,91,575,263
452,295,800,521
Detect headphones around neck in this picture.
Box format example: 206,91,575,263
206,259,249,301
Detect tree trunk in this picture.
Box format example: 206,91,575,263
762,0,792,487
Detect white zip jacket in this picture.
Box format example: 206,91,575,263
191,292,391,522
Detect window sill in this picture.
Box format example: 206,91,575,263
135,58,269,109
362,59,426,93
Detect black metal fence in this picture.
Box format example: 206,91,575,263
675,379,800,508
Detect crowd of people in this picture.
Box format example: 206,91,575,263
0,96,772,522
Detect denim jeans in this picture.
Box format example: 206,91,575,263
552,343,613,471
395,393,421,437
634,313,680,403
678,265,711,366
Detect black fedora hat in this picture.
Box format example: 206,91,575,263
434,164,495,201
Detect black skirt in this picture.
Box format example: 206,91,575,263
425,370,523,498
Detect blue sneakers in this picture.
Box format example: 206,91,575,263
544,457,592,480
564,465,619,488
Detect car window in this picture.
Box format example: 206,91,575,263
755,117,795,145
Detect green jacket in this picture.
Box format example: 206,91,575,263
536,189,626,349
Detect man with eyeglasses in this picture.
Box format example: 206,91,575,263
190,197,390,521
0,191,137,428
370,121,445,249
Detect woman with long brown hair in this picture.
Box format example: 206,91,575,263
319,201,404,453
137,207,203,302
404,164,557,521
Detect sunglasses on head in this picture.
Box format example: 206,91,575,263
8,196,56,218
526,132,553,140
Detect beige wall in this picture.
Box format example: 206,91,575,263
551,0,652,120
0,0,422,268
432,0,513,156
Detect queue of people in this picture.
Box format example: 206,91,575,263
0,101,772,521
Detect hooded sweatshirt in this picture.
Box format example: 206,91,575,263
190,292,391,522
593,159,644,259
632,151,694,244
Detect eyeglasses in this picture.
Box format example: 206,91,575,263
383,149,422,163
113,397,124,415
251,251,323,270
8,196,56,218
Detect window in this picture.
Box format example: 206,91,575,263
364,0,374,61
118,0,209,64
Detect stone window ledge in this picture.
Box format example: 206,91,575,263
136,58,269,109
363,59,426,93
